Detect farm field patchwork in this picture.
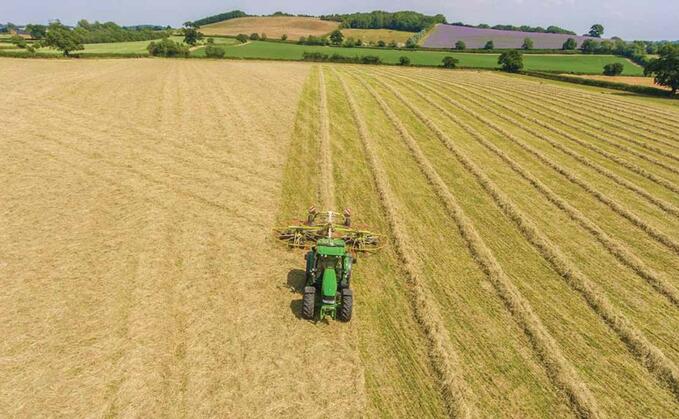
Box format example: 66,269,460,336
1,58,678,417
197,40,643,74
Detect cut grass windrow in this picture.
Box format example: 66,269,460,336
357,70,679,400
334,68,476,419
453,78,679,170
485,77,679,149
483,79,679,156
318,66,336,210
378,72,679,306
488,74,679,135
414,73,679,195
373,73,679,219
351,70,602,419
377,70,679,256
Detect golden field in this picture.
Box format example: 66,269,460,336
1,58,679,417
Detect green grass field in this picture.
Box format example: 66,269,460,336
194,41,643,74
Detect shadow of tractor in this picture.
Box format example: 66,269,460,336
287,268,307,320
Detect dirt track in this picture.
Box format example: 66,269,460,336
0,58,364,417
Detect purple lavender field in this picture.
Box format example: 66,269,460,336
423,24,596,49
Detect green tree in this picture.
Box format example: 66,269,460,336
455,40,466,50
147,38,190,57
399,56,411,66
344,38,356,48
261,33,267,41
644,44,679,95
522,37,534,50
249,33,259,40
329,29,344,45
236,34,248,43
589,24,604,38
387,40,397,48
43,22,84,56
603,62,624,76
498,50,524,72
562,38,577,50
377,40,386,47
182,23,203,46
441,56,459,69
581,39,599,54
9,35,27,48
405,37,417,48
205,44,225,58
25,24,47,39
484,40,494,50
281,34,288,41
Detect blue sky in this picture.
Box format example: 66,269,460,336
1,0,677,40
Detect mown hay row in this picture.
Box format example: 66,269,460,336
377,71,679,219
453,78,679,169
318,66,336,210
376,70,679,256
333,68,476,419
483,78,679,158
444,85,679,255
416,73,679,195
483,72,679,135
381,73,679,305
369,69,679,401
354,70,602,419
480,75,679,148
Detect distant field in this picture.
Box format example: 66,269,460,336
200,16,339,40
424,24,598,49
194,41,643,74
341,29,413,45
565,74,671,90
2,36,218,56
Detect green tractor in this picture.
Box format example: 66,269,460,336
275,208,382,322
303,238,354,321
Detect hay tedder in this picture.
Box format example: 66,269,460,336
275,207,382,322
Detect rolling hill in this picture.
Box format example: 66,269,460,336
199,16,339,40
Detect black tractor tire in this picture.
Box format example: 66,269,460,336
338,289,353,322
302,286,316,320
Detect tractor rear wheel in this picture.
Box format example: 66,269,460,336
302,286,316,320
338,289,353,322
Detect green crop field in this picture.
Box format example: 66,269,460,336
194,40,642,74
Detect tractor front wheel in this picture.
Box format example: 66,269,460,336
302,286,316,320
338,289,353,322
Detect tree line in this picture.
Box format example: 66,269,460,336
451,22,576,35
320,11,447,32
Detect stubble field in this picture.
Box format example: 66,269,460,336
1,58,678,417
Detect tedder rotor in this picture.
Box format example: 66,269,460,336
274,207,383,322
